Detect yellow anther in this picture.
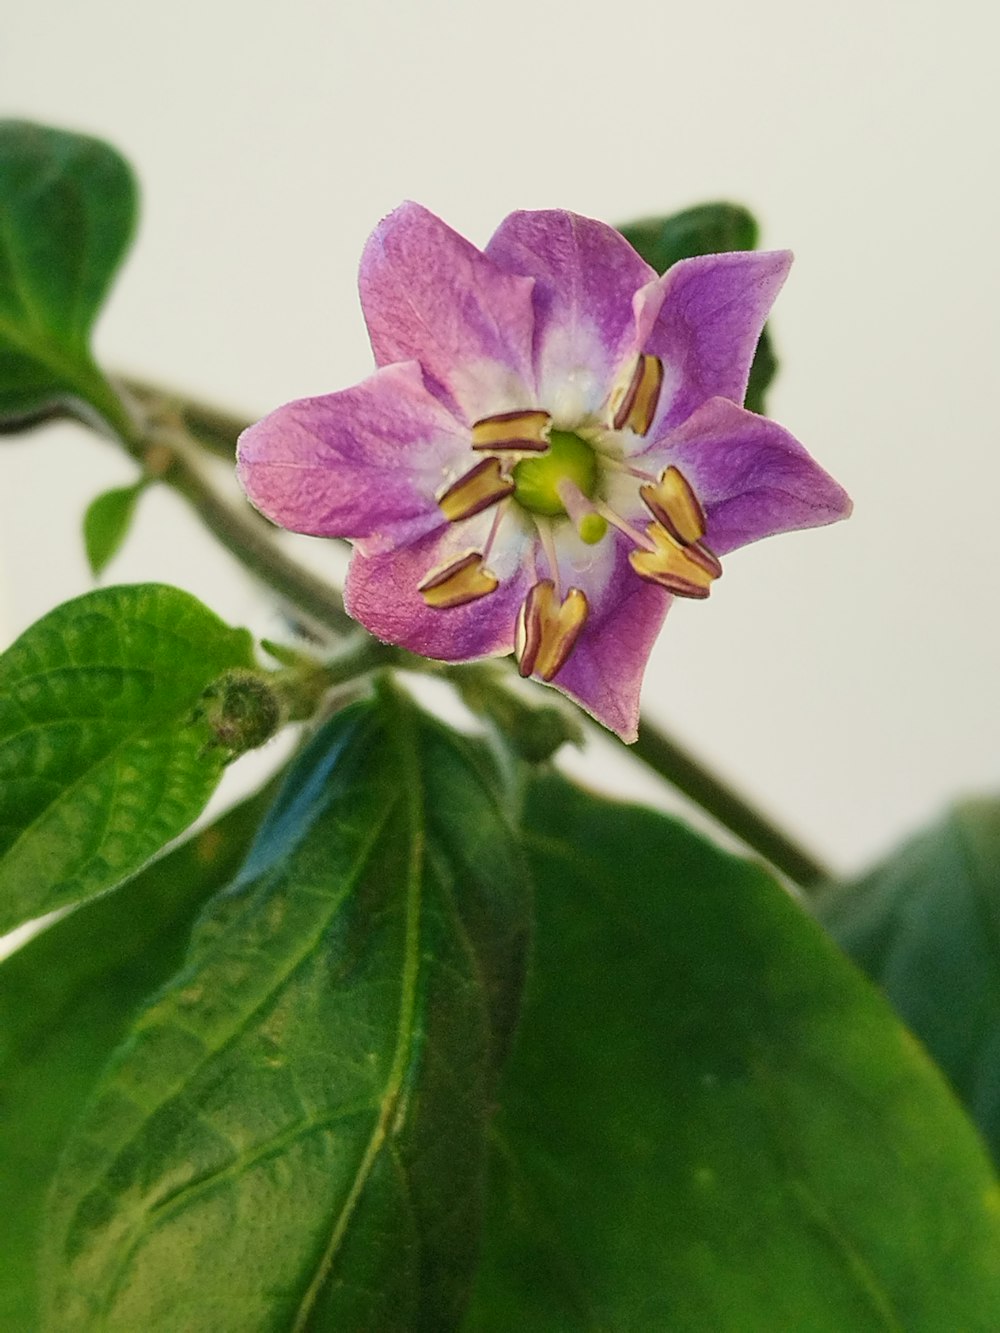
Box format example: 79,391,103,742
611,354,663,435
629,523,722,598
438,457,515,522
419,551,498,609
516,579,588,681
639,466,707,546
471,409,551,453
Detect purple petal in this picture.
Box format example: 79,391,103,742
643,250,792,431
650,397,853,555
487,211,656,422
551,534,670,742
359,203,537,421
237,362,468,555
345,520,533,661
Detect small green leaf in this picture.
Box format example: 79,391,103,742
818,798,1000,1168
0,120,137,439
618,201,779,414
83,480,147,576
41,689,530,1330
467,774,1000,1330
0,784,276,1332
0,584,257,932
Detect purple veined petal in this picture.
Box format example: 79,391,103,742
486,210,657,425
639,250,793,433
548,531,670,742
237,362,470,556
646,396,853,556
345,512,535,661
359,202,538,422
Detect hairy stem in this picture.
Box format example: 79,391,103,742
120,375,829,889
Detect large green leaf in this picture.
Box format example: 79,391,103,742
0,120,136,438
467,774,1000,1330
40,690,530,1330
0,784,276,1333
618,201,778,414
818,798,1000,1167
0,584,257,932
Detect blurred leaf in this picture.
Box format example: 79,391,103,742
41,689,530,1330
0,120,136,439
466,773,1000,1330
743,324,777,416
619,201,759,272
0,783,276,1332
83,480,147,576
619,201,778,414
817,798,1000,1168
0,584,257,933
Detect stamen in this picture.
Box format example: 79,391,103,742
629,523,723,598
472,409,551,453
593,501,657,552
419,551,498,609
601,456,658,483
611,354,663,435
481,497,509,562
438,457,515,522
556,478,609,546
535,518,563,596
639,466,707,545
516,580,588,681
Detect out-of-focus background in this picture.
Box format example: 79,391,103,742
1,0,997,874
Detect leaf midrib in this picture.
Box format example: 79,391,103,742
291,696,427,1330
83,794,403,1321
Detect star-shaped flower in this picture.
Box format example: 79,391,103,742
237,204,850,741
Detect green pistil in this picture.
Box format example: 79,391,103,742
513,430,598,517
577,512,608,545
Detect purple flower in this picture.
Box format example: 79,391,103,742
238,204,850,741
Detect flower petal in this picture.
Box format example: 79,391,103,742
236,362,469,555
359,202,537,421
487,210,656,424
345,517,534,661
548,533,669,742
649,397,853,555
640,250,792,431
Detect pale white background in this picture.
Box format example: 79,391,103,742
1,0,997,875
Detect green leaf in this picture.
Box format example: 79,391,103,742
467,774,1000,1330
619,201,759,272
41,689,530,1330
0,784,276,1333
0,584,257,932
618,201,778,414
743,322,777,416
83,480,147,576
0,120,137,439
817,798,1000,1168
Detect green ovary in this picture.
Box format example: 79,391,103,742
513,430,599,517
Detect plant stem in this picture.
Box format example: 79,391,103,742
120,375,830,890
148,425,355,637
121,376,249,462
630,726,829,888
